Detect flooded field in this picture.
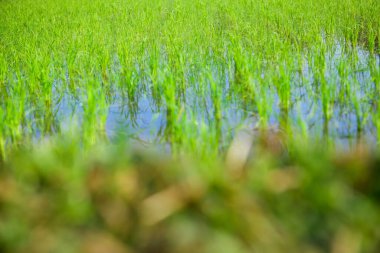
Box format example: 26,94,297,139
1,0,380,154
2,44,380,153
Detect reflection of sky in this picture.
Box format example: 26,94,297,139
47,45,380,149
106,95,164,143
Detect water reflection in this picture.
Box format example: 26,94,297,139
19,45,380,148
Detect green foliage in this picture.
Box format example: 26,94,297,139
0,136,380,253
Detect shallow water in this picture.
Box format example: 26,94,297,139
6,44,379,149
104,47,378,147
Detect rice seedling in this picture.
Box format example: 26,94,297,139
1,0,379,153
1,0,379,148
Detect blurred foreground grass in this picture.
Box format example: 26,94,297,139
0,134,380,253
